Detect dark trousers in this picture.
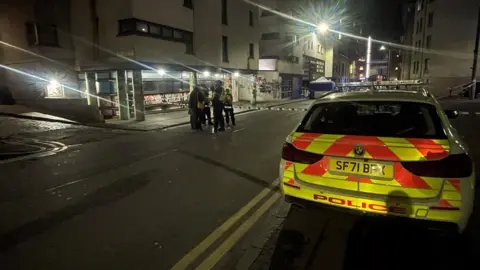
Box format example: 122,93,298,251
213,110,225,131
224,108,235,125
203,107,212,124
190,109,203,130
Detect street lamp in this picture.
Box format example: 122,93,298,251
49,79,60,87
318,22,330,34
379,45,387,51
157,69,165,75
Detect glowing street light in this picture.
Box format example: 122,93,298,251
379,45,387,51
203,71,210,77
157,69,165,75
233,71,240,77
49,79,60,87
317,22,330,34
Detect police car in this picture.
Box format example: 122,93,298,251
279,82,475,233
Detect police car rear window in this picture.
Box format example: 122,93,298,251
297,101,447,139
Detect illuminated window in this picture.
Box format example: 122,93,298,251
136,21,148,33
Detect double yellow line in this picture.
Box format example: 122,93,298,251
171,186,281,270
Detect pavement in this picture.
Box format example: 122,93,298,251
0,98,480,270
0,99,309,132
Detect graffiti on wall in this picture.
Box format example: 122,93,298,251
144,92,189,106
256,76,280,94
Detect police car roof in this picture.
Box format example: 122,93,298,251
316,90,435,104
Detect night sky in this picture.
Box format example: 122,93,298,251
352,0,406,41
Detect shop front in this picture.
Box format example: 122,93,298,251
79,67,256,120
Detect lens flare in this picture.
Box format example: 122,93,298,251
0,64,136,113
243,0,473,60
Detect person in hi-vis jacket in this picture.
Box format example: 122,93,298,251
223,88,235,127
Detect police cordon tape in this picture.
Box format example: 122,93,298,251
233,106,309,112
169,102,480,115
233,106,480,115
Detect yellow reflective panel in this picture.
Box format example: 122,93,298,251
296,173,358,191
441,191,462,201
358,183,438,198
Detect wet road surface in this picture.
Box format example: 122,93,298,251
0,110,300,269
1,100,480,270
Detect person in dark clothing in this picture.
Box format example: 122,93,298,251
188,86,205,130
212,81,225,132
202,89,213,125
223,88,235,127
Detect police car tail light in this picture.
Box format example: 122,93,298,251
282,143,323,164
401,154,473,178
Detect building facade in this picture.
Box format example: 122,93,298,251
408,0,479,95
0,0,78,100
1,0,261,121
257,0,333,100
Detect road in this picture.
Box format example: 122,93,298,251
0,99,479,270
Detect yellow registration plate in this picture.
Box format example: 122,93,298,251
328,158,394,178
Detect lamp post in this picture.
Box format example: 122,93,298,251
380,46,392,81
366,36,372,81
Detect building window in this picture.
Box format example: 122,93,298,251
317,45,321,53
249,11,254,26
222,0,228,25
185,32,194,54
136,21,148,33
150,24,161,36
26,22,59,47
424,59,430,74
426,35,432,49
162,27,173,38
249,43,254,58
118,18,194,53
261,32,280,40
186,42,194,54
184,0,193,9
222,36,229,62
419,18,423,33
173,30,183,40
428,12,434,27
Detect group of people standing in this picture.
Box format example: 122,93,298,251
189,80,236,133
